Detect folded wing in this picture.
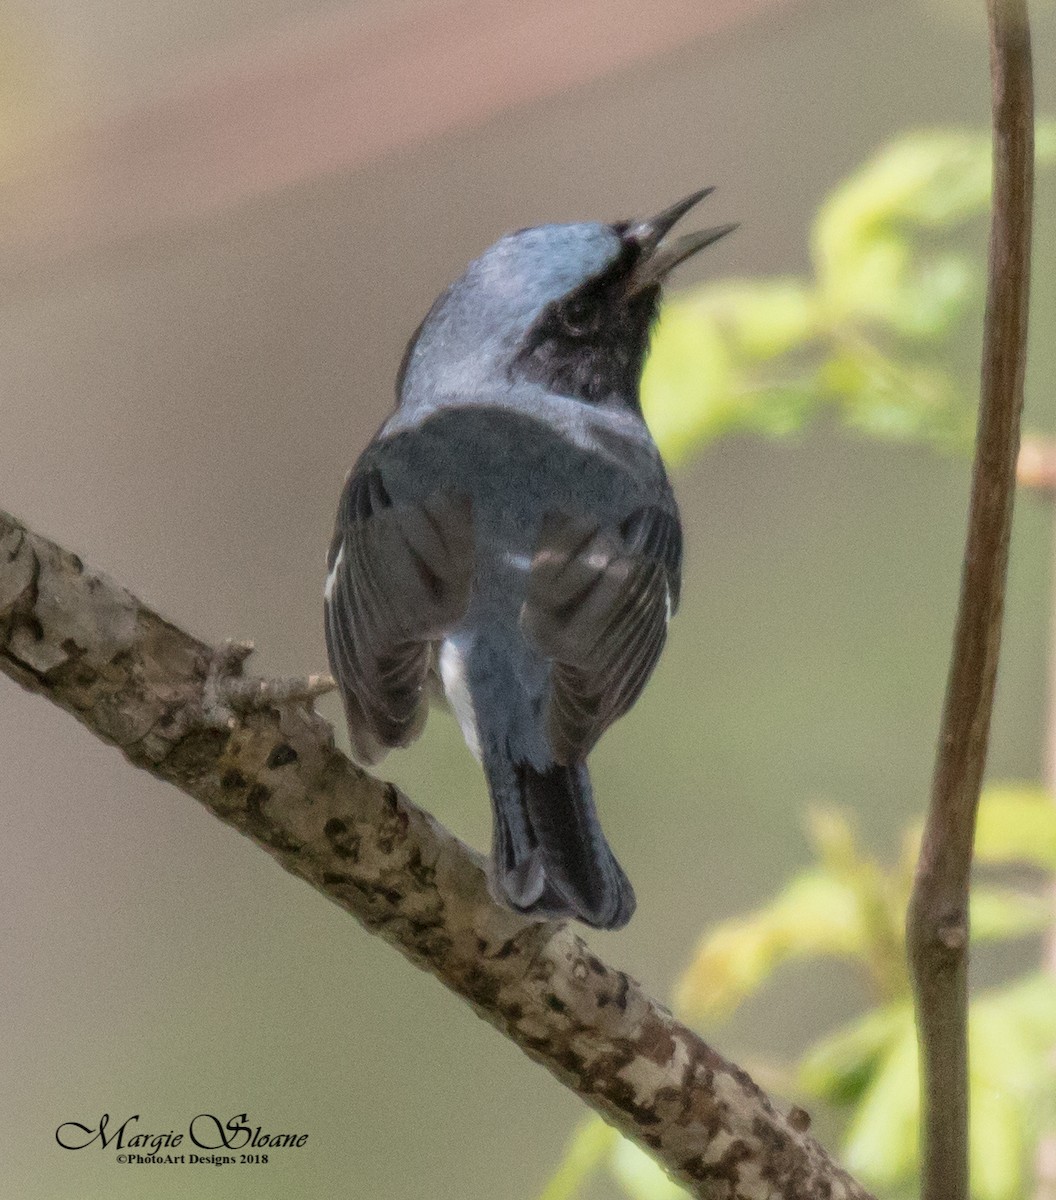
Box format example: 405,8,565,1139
521,505,682,764
325,465,473,764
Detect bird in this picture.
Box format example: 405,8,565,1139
324,189,735,930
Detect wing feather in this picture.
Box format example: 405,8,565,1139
324,464,473,764
521,505,682,764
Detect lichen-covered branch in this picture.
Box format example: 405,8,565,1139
906,3,1034,1200
0,508,872,1200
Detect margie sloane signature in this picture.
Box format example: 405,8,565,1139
55,1113,309,1152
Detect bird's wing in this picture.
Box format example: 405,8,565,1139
324,463,473,764
521,504,682,764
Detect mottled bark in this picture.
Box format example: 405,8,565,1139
0,509,872,1200
906,3,1034,1200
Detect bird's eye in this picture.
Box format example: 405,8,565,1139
560,297,597,338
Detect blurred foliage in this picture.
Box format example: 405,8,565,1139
680,790,1056,1200
541,789,1056,1200
675,796,1056,1026
539,123,1056,1200
641,121,1056,464
537,1118,618,1200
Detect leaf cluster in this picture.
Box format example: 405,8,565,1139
641,124,1056,464
680,790,1056,1200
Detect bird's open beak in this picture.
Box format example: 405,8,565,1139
624,188,737,293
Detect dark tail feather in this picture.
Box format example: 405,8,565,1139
484,754,635,930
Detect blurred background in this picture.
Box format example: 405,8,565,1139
1,0,1054,1197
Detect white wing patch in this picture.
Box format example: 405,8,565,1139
500,550,533,572
324,543,345,601
439,636,481,761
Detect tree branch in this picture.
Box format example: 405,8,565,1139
906,3,1034,1200
0,508,873,1200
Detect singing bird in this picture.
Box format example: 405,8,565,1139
325,190,735,929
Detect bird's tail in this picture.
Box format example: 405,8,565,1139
482,748,635,930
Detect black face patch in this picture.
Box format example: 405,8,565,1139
511,249,661,408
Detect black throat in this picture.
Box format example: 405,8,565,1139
511,272,661,409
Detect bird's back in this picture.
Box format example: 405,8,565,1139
375,392,674,548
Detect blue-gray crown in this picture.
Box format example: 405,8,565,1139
398,190,735,406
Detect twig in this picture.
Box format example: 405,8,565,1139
0,509,875,1200
906,3,1034,1200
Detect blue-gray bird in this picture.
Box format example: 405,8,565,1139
325,190,734,929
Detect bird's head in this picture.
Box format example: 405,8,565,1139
397,189,736,410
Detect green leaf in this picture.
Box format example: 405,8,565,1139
679,279,819,360
1038,118,1056,163
641,306,735,461
841,1014,919,1188
806,807,911,998
731,381,823,438
964,980,1056,1200
975,785,1056,869
609,1138,688,1200
807,808,862,874
886,253,977,338
806,979,1056,1199
675,868,862,1021
813,131,992,282
968,1074,1024,1200
799,1004,914,1107
970,886,1049,942
969,1005,1035,1200
811,131,997,344
538,1118,617,1200
821,349,972,450
980,974,1056,1072
642,298,824,462
641,121,1056,468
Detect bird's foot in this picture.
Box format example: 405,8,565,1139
201,638,336,731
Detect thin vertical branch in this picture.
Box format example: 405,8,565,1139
906,3,1034,1200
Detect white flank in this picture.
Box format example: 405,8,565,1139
324,543,345,601
439,637,481,761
